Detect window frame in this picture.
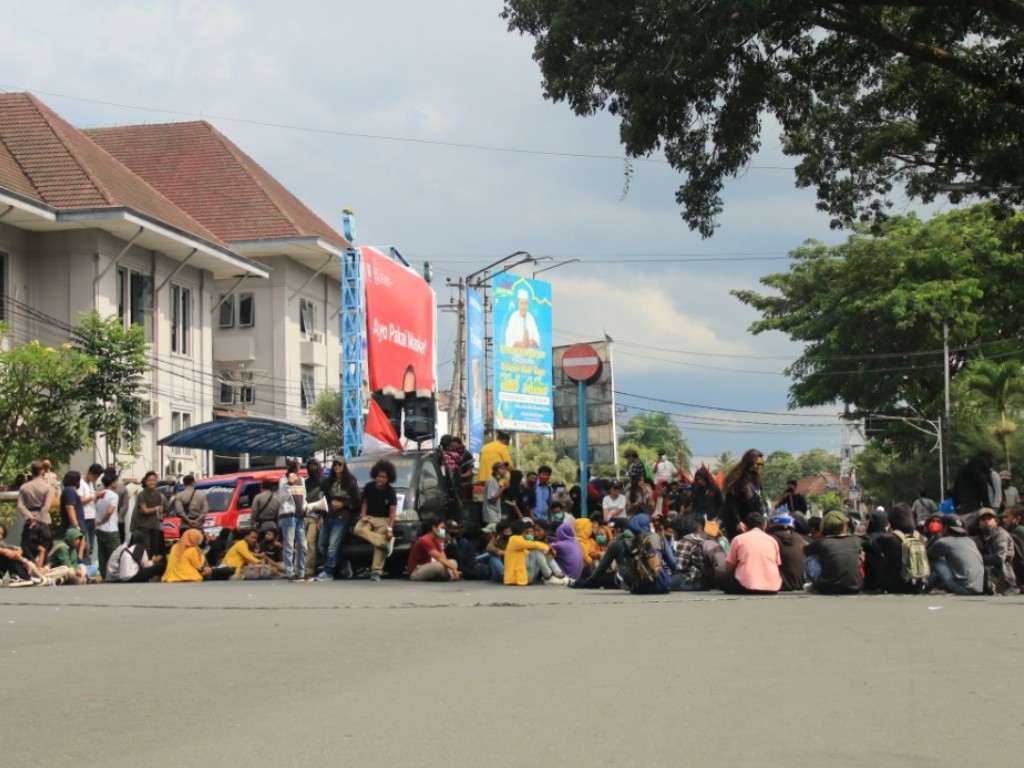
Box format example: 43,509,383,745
218,293,235,329
238,291,255,328
300,366,316,410
170,283,192,355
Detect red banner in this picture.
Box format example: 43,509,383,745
362,246,435,395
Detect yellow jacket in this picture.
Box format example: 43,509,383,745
476,440,513,483
503,535,549,586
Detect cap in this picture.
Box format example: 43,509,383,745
875,506,885,513
942,515,968,534
978,507,998,519
999,470,1011,480
492,461,505,472
769,513,794,528
821,510,851,535
516,288,529,300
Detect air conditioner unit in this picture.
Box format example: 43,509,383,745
142,399,162,420
310,331,324,344
174,460,184,475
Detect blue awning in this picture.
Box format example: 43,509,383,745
157,417,316,457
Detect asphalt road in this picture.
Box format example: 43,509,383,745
2,580,1022,767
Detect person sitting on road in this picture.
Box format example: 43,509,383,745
0,523,48,586
47,528,91,585
503,519,568,586
977,507,1018,595
767,509,806,592
574,517,599,573
723,512,781,595
408,519,461,581
162,529,212,583
354,459,399,582
224,529,277,579
804,510,863,595
550,512,585,581
925,515,985,595
107,530,166,583
486,520,512,583
443,519,489,579
669,514,721,591
866,504,926,595
570,517,633,589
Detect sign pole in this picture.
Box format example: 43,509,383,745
578,377,588,520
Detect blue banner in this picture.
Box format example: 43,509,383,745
466,287,485,455
491,276,553,433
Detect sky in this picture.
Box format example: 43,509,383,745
0,0,930,460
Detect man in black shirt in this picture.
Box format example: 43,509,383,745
353,459,398,581
804,510,863,594
775,479,808,516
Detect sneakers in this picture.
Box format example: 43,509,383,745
7,576,34,588
315,571,332,582
369,572,382,582
386,537,396,558
545,576,570,586
340,562,354,580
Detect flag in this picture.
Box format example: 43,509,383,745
362,397,403,454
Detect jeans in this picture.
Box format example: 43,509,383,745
81,519,96,565
928,560,982,595
319,517,350,575
805,555,821,583
279,515,307,579
525,550,556,583
489,555,504,583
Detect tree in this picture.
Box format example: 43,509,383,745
854,441,941,507
71,312,149,464
762,450,800,500
953,359,1024,473
619,411,690,458
733,205,1024,418
713,451,736,474
503,1,1024,236
0,330,95,480
798,448,840,479
308,389,343,457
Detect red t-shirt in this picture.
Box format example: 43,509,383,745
407,533,443,573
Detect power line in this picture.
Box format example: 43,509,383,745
1,85,801,169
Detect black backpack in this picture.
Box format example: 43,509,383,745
624,532,669,594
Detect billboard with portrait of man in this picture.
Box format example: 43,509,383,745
491,275,553,433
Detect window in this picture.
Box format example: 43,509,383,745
238,292,255,327
300,365,316,410
117,266,153,340
239,372,255,404
170,410,192,455
171,284,192,355
219,371,255,406
300,298,316,336
219,380,235,405
218,294,235,328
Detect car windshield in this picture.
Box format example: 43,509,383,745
347,457,416,489
195,484,237,513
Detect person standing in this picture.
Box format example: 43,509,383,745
303,459,323,577
79,463,102,565
316,458,361,581
483,462,507,526
354,459,398,582
173,474,209,534
652,450,677,486
722,449,767,539
476,431,513,484
775,479,808,516
94,471,122,577
132,471,166,557
277,461,308,581
17,461,56,552
910,489,939,529
532,465,555,523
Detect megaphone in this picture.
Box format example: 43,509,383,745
306,496,330,515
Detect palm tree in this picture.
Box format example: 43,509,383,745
955,359,1024,474
713,450,736,474
620,411,690,456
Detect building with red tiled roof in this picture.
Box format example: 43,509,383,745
86,118,351,472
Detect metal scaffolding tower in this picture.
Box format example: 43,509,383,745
341,243,364,458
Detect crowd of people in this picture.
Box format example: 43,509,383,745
2,444,1023,598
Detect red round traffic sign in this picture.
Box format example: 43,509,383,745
562,343,601,382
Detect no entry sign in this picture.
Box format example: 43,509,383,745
562,343,601,382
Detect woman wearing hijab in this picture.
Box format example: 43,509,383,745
550,514,585,580
161,529,211,582
107,531,166,583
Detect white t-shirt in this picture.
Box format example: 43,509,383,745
653,458,677,485
80,479,97,521
96,489,120,533
602,493,627,521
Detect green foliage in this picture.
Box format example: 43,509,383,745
619,412,690,458
511,434,578,485
308,389,343,456
762,450,800,500
853,442,941,507
71,312,149,463
952,358,1024,473
799,448,840,479
734,206,1024,417
713,451,736,474
810,491,843,514
504,1,1024,236
0,332,95,481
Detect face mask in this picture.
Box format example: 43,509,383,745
524,534,535,541
539,475,550,485
595,535,608,545
554,513,564,522
927,522,942,535
436,528,446,539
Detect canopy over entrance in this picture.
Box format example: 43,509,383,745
158,417,316,458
